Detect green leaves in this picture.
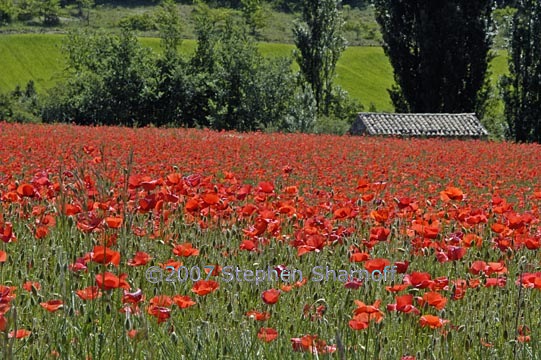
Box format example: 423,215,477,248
502,0,541,143
374,0,494,115
293,0,347,116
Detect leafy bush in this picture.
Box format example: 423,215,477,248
0,81,41,123
0,0,15,25
281,80,317,133
312,114,350,135
40,6,359,134
118,13,157,32
42,28,158,126
16,0,38,21
39,0,60,26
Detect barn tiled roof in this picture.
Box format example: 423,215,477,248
350,113,488,137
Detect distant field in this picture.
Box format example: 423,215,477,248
0,34,509,112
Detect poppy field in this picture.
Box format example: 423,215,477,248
1,122,541,359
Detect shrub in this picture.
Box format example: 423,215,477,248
118,13,157,32
0,0,15,25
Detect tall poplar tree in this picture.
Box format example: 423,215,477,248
502,0,541,143
374,0,494,114
293,0,346,115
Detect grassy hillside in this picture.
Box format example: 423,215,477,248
0,3,382,46
0,34,509,112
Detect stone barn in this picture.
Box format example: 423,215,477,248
349,113,488,139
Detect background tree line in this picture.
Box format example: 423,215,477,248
372,0,540,143
36,0,359,133
1,0,540,142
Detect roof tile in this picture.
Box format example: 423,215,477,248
350,113,488,137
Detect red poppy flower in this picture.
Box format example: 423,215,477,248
516,272,541,288
485,262,507,275
419,315,449,329
34,226,49,239
485,277,506,287
202,193,219,206
349,252,369,263
417,292,447,310
159,259,183,270
16,183,35,197
344,277,363,289
0,251,6,263
64,204,82,216
394,261,410,273
385,284,410,293
172,243,199,257
91,246,121,266
147,305,171,323
370,209,389,223
470,260,487,275
517,325,531,343
463,234,482,247
1,222,16,243
349,316,369,330
105,217,123,229
257,182,274,194
239,240,258,251
95,272,130,290
149,295,173,308
76,286,102,300
407,272,432,289
0,285,17,304
0,315,6,331
40,299,64,312
440,186,464,201
291,334,336,354
173,295,196,309
352,299,384,324
257,327,278,342
261,289,280,305
191,280,219,296
127,252,151,266
364,258,391,273
246,310,270,321
369,227,391,241
387,294,420,315
122,289,144,304
9,329,32,339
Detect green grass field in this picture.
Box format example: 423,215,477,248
0,34,509,112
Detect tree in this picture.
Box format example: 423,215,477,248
39,0,61,26
293,0,347,115
75,0,94,24
0,0,15,25
240,0,265,36
154,0,182,57
502,0,541,142
16,0,38,21
197,17,297,131
374,0,494,114
152,0,187,126
42,28,157,126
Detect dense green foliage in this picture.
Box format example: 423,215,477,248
293,0,346,115
374,0,495,115
0,80,40,122
502,0,541,142
0,0,527,138
0,0,15,24
0,35,419,110
39,5,341,132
